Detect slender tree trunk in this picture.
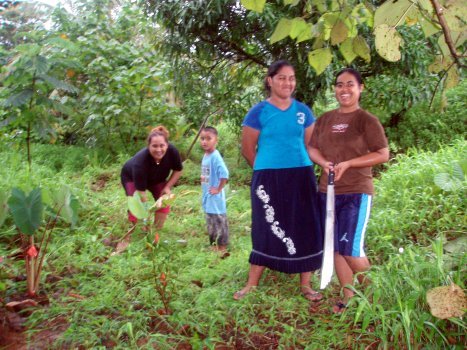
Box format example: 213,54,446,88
26,121,32,172
26,72,37,172
185,108,222,159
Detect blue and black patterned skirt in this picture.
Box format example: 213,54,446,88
249,166,323,273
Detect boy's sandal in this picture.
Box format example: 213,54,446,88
332,302,347,314
300,286,323,302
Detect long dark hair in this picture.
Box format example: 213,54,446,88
264,60,294,96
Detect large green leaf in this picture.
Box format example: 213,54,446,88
307,48,332,75
374,24,402,62
34,55,49,75
296,24,313,43
283,0,300,5
353,36,371,62
127,192,149,220
37,74,79,94
0,191,8,227
3,89,33,107
444,66,459,90
330,20,348,45
419,15,440,38
374,0,417,27
339,38,357,64
289,18,308,40
241,0,266,13
47,185,79,226
270,18,293,44
8,188,43,235
443,0,467,32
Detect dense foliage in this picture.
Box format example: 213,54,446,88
0,134,465,348
0,1,465,347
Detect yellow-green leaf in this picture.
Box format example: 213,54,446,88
345,18,358,38
312,0,327,12
322,13,339,28
437,35,450,56
307,48,332,75
283,0,300,6
331,20,348,45
290,18,309,39
428,56,453,73
374,24,402,62
374,0,417,27
312,37,325,50
296,23,313,43
443,0,467,32
452,30,467,48
241,0,266,13
339,38,357,64
352,3,374,27
445,67,460,90
353,36,371,62
270,18,293,44
420,16,440,38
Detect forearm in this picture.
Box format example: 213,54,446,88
217,178,228,191
308,147,328,168
241,126,259,168
308,147,333,174
241,149,256,168
334,148,389,181
165,170,182,190
342,148,389,168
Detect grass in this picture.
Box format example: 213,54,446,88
0,138,466,349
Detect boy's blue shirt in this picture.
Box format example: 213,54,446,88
201,149,229,214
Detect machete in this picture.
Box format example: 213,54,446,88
320,169,335,289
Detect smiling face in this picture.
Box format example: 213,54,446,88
199,130,217,153
148,134,168,162
268,65,296,100
334,71,363,112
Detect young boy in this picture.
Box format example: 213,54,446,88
200,126,230,256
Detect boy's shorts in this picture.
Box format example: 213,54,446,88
319,192,372,257
206,213,229,246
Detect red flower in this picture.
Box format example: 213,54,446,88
160,272,167,286
154,233,160,244
26,245,38,258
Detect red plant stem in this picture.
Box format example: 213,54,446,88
26,236,35,296
33,206,62,293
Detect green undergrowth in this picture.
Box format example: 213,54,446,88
0,139,465,349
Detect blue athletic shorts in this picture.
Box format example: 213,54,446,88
319,193,372,257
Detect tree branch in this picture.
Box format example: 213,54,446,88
430,0,464,67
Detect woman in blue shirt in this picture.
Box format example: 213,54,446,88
234,61,323,301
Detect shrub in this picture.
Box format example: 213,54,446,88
385,81,466,153
368,139,466,261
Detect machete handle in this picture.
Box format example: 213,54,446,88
328,170,335,185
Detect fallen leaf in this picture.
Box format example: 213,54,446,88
426,283,466,319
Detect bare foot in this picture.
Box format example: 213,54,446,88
300,285,323,302
233,286,256,300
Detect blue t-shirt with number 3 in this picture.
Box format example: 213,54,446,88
242,99,315,170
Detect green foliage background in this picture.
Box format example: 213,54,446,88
0,0,466,348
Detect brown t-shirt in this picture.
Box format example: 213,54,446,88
310,109,388,195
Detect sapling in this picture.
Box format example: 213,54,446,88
5,186,78,297
127,192,176,314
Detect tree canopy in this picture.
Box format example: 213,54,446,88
143,0,465,125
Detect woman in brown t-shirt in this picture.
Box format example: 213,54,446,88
309,68,389,313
